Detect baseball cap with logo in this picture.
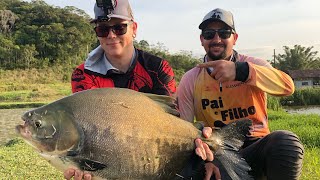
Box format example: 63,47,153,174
91,0,134,23
199,8,235,32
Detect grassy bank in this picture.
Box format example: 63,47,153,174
0,139,63,179
0,110,319,179
268,110,320,179
0,68,71,109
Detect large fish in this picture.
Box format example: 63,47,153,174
16,88,253,180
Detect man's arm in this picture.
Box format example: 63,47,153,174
197,57,294,96
245,62,295,96
152,60,176,96
71,64,99,93
177,68,199,122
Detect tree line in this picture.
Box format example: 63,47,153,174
0,0,319,82
0,0,97,69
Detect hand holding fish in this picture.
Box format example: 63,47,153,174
195,127,222,180
64,169,91,180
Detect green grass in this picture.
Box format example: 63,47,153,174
268,110,320,179
0,68,72,107
0,83,71,103
0,102,48,109
0,139,63,179
268,110,320,147
300,147,320,179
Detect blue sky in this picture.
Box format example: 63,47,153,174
24,0,320,60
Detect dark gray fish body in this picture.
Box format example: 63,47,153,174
16,88,252,180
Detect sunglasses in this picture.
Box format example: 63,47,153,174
94,22,132,37
201,29,233,40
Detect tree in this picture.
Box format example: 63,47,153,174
0,10,18,34
275,45,320,72
134,40,150,51
3,0,96,69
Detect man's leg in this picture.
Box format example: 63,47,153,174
240,130,304,180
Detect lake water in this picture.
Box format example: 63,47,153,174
285,106,320,116
0,108,30,145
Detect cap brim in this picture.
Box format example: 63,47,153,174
199,19,232,30
108,14,132,21
90,19,97,23
90,15,133,24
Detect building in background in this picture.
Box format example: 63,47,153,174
288,69,320,89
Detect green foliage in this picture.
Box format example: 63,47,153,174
267,95,282,111
134,40,201,83
280,88,320,106
274,45,320,72
2,1,201,73
0,9,18,34
0,0,97,69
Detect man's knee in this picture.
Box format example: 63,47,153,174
265,130,304,179
268,130,304,151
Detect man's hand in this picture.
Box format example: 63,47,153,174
197,60,236,82
195,127,221,180
63,168,91,180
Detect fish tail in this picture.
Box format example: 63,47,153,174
211,119,254,180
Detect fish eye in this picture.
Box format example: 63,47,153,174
35,120,42,128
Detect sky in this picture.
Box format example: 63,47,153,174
24,0,320,60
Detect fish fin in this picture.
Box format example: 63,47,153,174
174,152,206,180
193,121,205,130
71,157,107,171
216,119,252,151
67,150,79,156
211,119,253,180
215,150,253,180
144,93,180,117
176,151,252,180
189,159,209,180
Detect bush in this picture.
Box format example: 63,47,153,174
280,88,320,106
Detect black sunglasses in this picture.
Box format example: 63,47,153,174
94,23,131,37
201,29,233,40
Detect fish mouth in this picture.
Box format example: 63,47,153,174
16,120,32,139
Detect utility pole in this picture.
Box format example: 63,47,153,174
273,49,276,68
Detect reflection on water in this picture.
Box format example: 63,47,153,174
285,106,320,115
0,108,30,145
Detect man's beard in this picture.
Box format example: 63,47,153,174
207,43,227,61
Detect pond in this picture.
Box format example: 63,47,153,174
0,108,30,145
284,106,320,115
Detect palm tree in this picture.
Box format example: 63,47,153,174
275,45,320,72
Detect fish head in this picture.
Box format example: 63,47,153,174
16,104,82,156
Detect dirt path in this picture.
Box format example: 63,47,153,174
0,108,30,145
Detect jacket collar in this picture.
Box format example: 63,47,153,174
84,45,136,75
